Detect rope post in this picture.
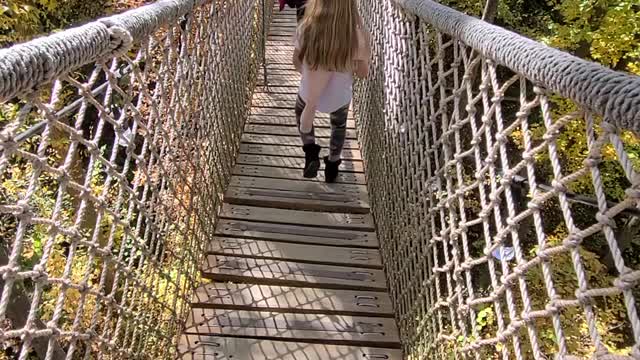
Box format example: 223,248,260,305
261,0,269,92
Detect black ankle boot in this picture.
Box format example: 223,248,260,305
323,156,342,183
302,144,321,178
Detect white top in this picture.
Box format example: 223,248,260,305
294,27,367,113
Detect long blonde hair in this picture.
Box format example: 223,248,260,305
297,0,360,72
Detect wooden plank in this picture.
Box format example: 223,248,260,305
250,107,355,120
269,30,296,35
202,255,387,291
192,283,393,316
265,46,296,54
267,39,295,47
215,219,378,248
265,40,295,48
259,74,300,87
242,134,359,149
232,165,366,185
208,237,380,268
184,310,399,348
271,21,297,25
271,16,297,21
265,49,294,57
260,74,298,85
267,33,295,39
219,204,375,231
248,114,356,128
178,335,403,360
264,41,295,48
184,309,399,348
263,72,298,80
226,178,368,213
235,154,364,173
252,92,301,108
266,53,295,62
239,144,362,161
263,68,298,76
244,123,358,139
229,176,367,196
266,62,296,69
253,91,298,100
257,83,299,90
269,24,297,30
224,186,368,213
249,125,350,139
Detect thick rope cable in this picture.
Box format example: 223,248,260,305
0,0,205,102
394,0,640,133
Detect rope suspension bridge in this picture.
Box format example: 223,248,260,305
0,0,639,359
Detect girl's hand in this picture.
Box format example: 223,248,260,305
293,49,303,73
357,15,365,29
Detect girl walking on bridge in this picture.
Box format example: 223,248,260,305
292,0,371,183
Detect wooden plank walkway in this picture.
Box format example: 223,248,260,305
178,5,401,359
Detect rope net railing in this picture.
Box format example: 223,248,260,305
0,0,272,358
354,0,640,359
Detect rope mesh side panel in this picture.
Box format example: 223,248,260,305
0,0,272,358
354,0,640,359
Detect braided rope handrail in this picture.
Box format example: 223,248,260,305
354,0,640,358
0,0,208,102
394,0,640,133
0,0,271,357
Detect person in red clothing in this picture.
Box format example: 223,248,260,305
279,0,308,22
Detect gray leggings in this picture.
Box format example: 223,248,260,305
295,95,349,161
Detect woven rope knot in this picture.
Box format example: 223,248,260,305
624,187,640,200
21,327,35,341
537,248,552,261
527,200,541,211
551,180,567,193
562,234,582,249
500,274,515,286
58,169,71,186
513,265,526,277
15,200,32,219
613,271,640,291
0,138,18,153
457,304,469,315
1,266,18,281
46,321,61,337
583,157,602,168
491,92,505,103
32,264,48,283
32,156,46,172
465,105,476,114
100,21,133,57
522,150,535,162
499,174,513,187
78,282,91,293
542,129,560,141
599,121,618,135
544,302,559,315
575,289,593,305
595,212,616,228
